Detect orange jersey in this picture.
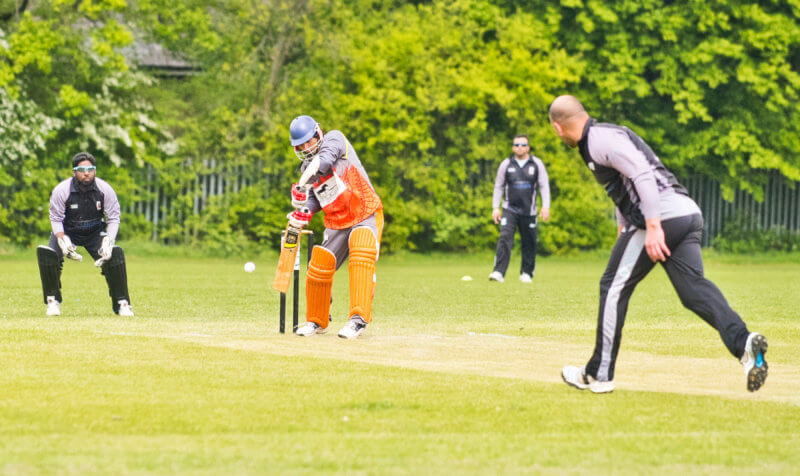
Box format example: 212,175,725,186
303,130,382,229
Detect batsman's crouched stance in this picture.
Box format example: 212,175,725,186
286,115,383,339
304,212,384,337
36,152,133,317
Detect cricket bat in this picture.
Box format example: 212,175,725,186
273,181,313,293
273,224,302,293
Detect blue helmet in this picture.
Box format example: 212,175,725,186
289,115,318,146
289,115,324,160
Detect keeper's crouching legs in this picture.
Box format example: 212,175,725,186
101,246,131,314
348,228,378,323
306,246,336,328
37,245,62,304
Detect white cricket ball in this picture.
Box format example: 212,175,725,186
244,262,256,273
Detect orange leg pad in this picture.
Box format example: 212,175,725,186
348,227,378,323
306,246,336,328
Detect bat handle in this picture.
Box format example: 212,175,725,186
292,185,312,209
298,156,320,187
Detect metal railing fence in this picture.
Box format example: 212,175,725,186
117,167,800,247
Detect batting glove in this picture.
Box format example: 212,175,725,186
287,208,313,229
94,236,115,267
291,183,309,208
57,235,83,262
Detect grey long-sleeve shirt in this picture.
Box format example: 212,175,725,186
49,177,121,240
577,119,699,228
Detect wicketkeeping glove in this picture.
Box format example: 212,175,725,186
287,208,313,229
94,235,115,267
57,235,83,262
291,183,309,209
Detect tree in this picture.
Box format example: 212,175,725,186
272,0,616,251
539,0,800,199
0,1,173,243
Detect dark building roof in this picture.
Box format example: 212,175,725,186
125,41,199,77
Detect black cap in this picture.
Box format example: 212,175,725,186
72,152,96,168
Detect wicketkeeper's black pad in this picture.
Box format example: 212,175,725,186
101,246,130,313
37,245,62,304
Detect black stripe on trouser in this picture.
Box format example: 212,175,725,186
586,214,751,381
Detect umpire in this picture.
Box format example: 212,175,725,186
549,95,767,393
489,134,551,283
36,152,133,317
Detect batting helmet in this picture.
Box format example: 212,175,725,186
289,115,323,160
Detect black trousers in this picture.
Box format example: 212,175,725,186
585,214,750,381
46,229,131,312
493,209,538,276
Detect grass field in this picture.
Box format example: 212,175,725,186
1,248,799,475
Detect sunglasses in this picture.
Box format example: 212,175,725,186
73,166,97,173
513,143,529,147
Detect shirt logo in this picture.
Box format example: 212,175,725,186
313,173,347,208
70,204,79,209
96,201,102,210
528,166,534,175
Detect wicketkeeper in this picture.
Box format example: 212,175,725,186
286,115,383,339
36,152,133,317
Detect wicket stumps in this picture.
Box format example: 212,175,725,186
279,229,314,334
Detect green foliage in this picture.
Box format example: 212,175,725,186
0,0,172,245
713,211,800,253
2,0,799,254
269,0,611,252
536,0,800,199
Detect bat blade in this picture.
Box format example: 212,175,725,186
272,226,301,293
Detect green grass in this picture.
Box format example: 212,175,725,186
1,249,799,475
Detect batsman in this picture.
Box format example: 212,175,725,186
36,152,133,317
286,115,383,339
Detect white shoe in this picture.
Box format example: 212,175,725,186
296,321,327,336
118,300,134,317
561,366,615,393
741,332,768,392
46,296,61,316
338,316,366,339
488,271,504,282
519,273,532,283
